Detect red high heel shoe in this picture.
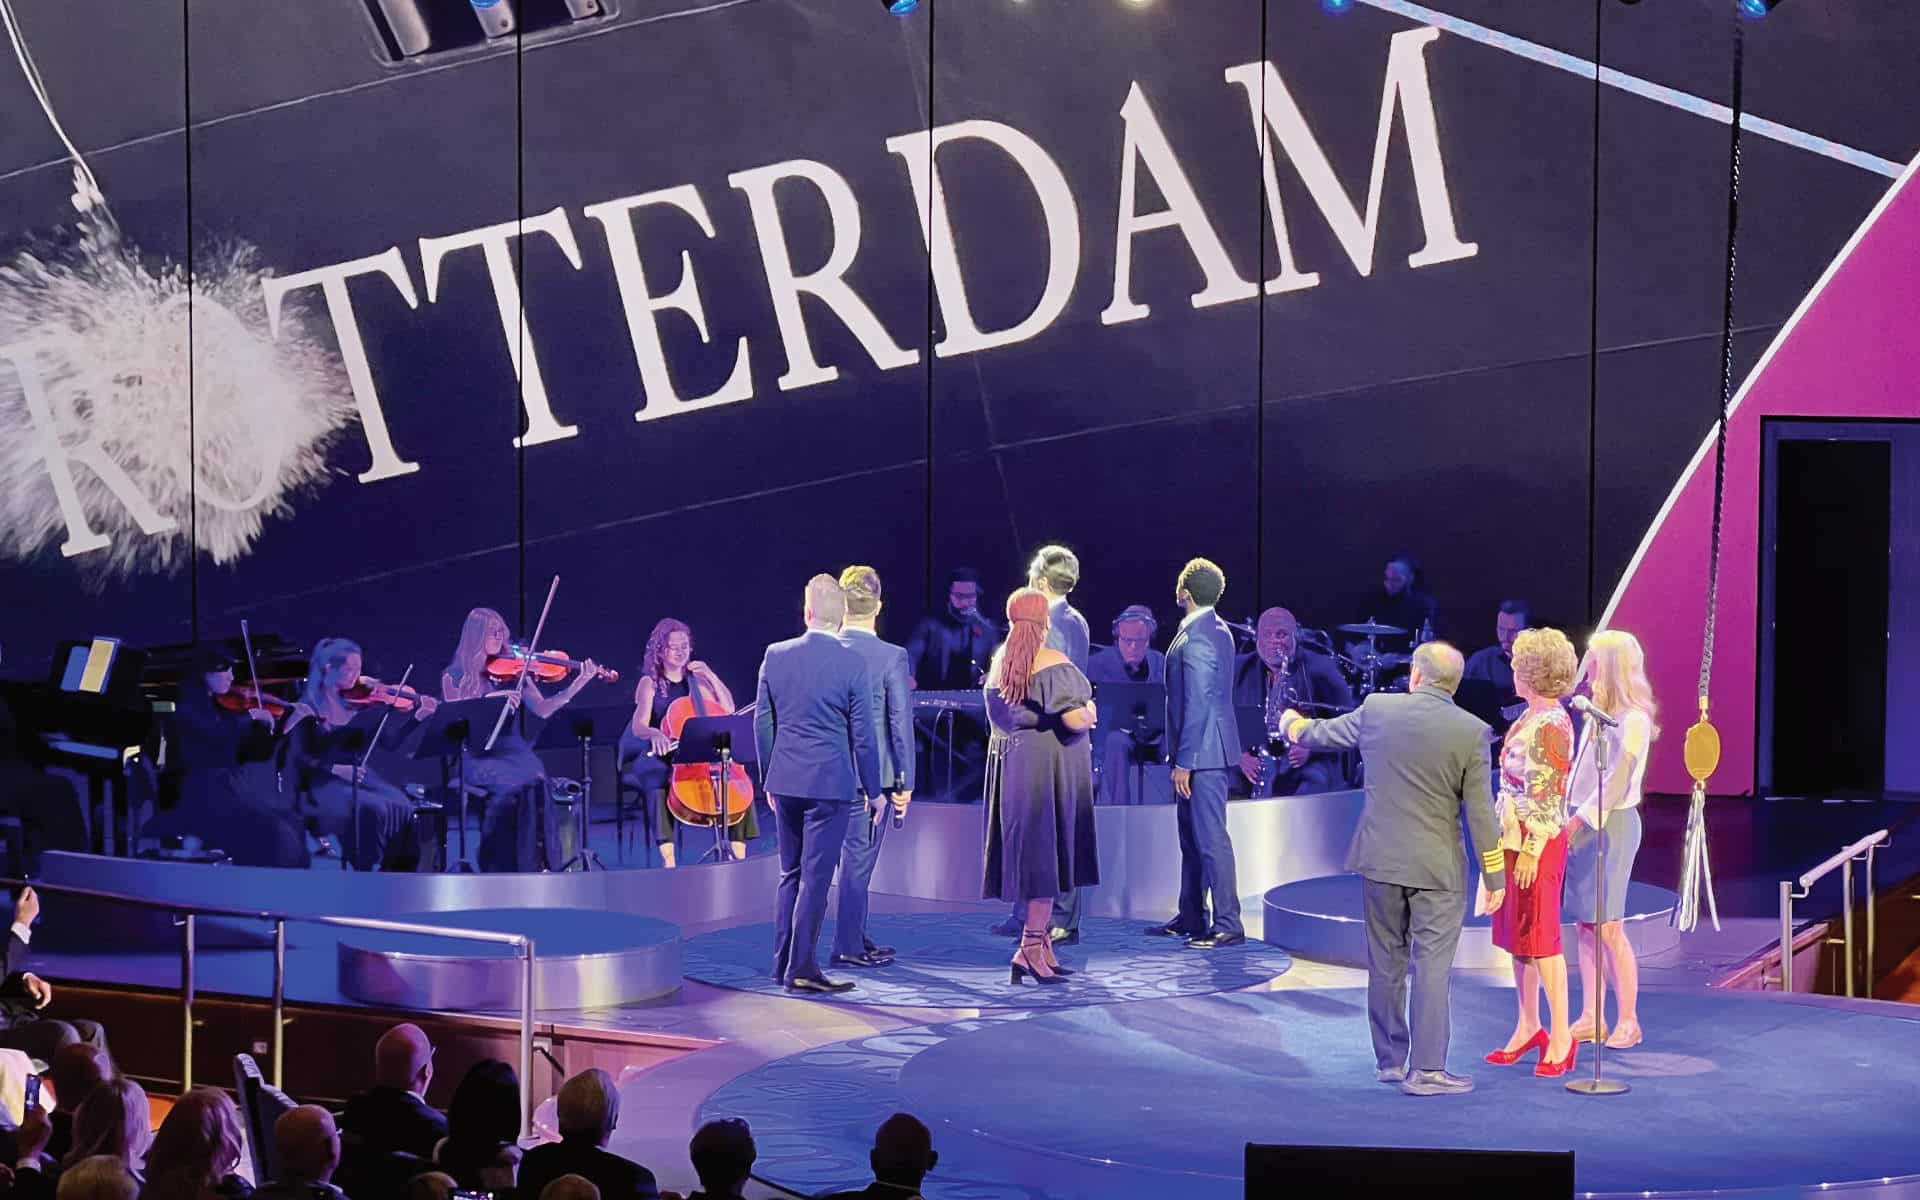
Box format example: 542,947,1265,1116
1485,1030,1548,1066
1535,1040,1580,1077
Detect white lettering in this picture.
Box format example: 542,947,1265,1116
1223,27,1477,288
262,248,422,483
419,206,586,448
887,121,1082,357
583,185,753,422
727,158,919,390
0,339,178,557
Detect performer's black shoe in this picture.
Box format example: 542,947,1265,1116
830,952,892,969
1048,927,1079,946
786,975,857,994
989,917,1024,937
1186,930,1246,949
1145,918,1197,938
864,941,896,957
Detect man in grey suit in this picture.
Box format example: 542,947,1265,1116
831,565,914,970
755,575,882,994
1283,641,1507,1095
1151,558,1245,948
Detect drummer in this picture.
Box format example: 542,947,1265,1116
1348,554,1438,657
1231,608,1353,796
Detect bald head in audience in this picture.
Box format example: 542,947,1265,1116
555,1068,620,1148
374,1022,435,1095
539,1176,601,1200
274,1106,341,1185
408,1172,458,1200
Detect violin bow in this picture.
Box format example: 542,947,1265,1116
239,618,265,710
485,575,559,752
360,663,414,772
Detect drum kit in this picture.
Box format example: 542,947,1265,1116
1332,620,1416,698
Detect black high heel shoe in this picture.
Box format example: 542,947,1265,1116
1010,932,1067,986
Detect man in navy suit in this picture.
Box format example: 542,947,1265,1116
1150,558,1246,948
830,565,915,970
755,575,882,994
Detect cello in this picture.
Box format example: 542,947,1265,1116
658,684,756,828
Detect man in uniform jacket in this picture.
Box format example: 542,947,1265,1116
831,566,915,969
755,575,882,994
1284,641,1507,1096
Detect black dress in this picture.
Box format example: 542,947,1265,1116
618,676,759,843
981,662,1099,902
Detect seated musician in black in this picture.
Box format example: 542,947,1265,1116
618,618,756,868
0,643,90,865
904,569,1000,802
1231,607,1353,797
146,646,310,865
282,638,433,871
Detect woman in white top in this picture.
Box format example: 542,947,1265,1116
1563,630,1656,1049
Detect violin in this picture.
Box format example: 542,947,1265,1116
342,676,430,712
483,645,620,686
214,682,292,720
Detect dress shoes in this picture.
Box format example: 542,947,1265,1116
989,917,1024,937
830,952,893,969
1186,930,1247,949
1049,927,1080,946
1375,1066,1408,1084
864,942,895,958
1398,1070,1475,1096
1146,918,1199,938
786,975,856,995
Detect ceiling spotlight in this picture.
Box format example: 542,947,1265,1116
883,0,917,13
1321,0,1353,11
1739,0,1785,16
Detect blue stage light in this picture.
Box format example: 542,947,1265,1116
1739,0,1783,16
1321,0,1353,12
886,0,918,13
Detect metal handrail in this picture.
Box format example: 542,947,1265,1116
5,877,538,1136
1777,829,1888,996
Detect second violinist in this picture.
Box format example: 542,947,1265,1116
443,607,609,872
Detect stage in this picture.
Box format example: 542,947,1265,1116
23,791,1920,1199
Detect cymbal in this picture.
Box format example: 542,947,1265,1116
1336,622,1408,637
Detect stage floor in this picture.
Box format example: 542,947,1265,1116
699,985,1920,1199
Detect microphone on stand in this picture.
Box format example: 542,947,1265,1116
1571,695,1619,728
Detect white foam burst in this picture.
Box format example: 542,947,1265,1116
0,206,356,579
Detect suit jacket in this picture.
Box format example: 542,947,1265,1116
840,629,914,792
754,630,881,801
1045,598,1091,674
1291,685,1504,893
517,1140,660,1200
1086,646,1165,686
1164,609,1240,771
2,929,39,1027
336,1085,448,1160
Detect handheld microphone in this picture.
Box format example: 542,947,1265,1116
893,801,906,830
1571,695,1619,727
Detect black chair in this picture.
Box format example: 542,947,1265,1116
233,1053,295,1186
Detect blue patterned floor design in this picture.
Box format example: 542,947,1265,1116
699,986,1920,1199
679,912,1293,1010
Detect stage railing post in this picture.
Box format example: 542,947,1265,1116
272,918,287,1087
1778,881,1793,993
521,936,537,1138
181,913,196,1091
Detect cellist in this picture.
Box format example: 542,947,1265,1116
618,618,757,867
442,606,608,871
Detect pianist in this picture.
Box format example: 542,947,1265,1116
0,647,90,868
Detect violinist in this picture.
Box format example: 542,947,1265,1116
172,646,278,769
442,607,608,872
283,637,435,871
618,619,757,868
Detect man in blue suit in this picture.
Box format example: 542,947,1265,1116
755,575,882,994
830,565,914,970
1150,557,1246,948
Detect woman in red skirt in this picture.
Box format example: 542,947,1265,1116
1485,627,1579,1077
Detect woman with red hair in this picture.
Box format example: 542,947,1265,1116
982,587,1100,984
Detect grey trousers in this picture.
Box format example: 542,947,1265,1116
1361,877,1467,1072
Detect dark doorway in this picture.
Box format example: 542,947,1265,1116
1771,438,1890,794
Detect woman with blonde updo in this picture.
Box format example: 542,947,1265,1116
1484,627,1580,1077
1565,630,1658,1048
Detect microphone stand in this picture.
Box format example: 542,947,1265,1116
1568,704,1629,1096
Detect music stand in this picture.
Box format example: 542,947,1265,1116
674,712,758,865
531,705,627,872
410,696,512,873
1093,681,1165,805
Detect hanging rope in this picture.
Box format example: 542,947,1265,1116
1678,14,1747,935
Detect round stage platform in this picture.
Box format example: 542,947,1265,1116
336,908,680,1011
698,987,1920,1199
680,912,1292,1009
1262,874,1681,968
